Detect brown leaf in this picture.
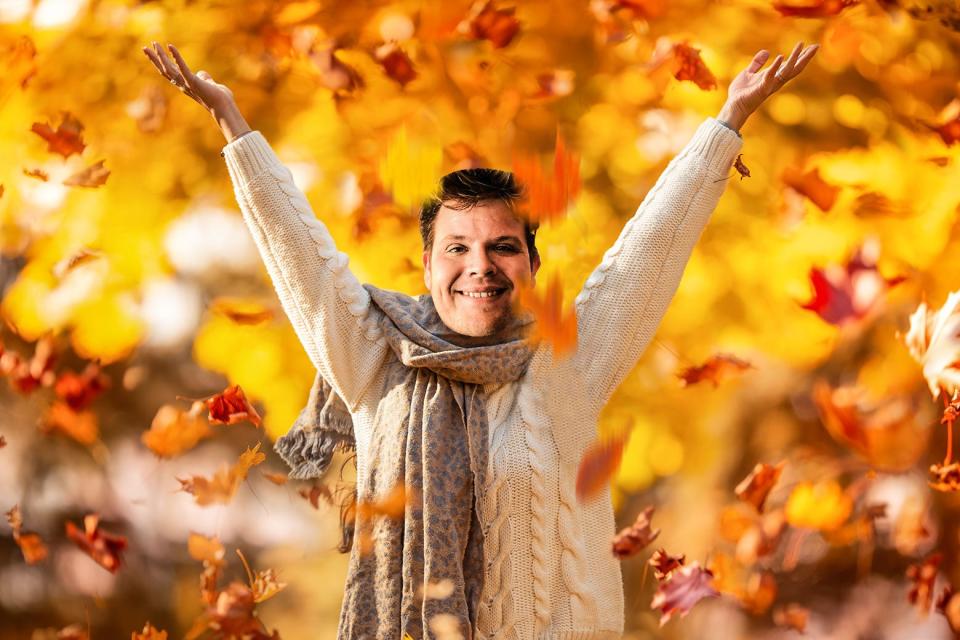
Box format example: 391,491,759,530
206,384,262,427
650,562,719,626
649,548,685,580
733,154,751,180
64,513,127,573
299,484,334,509
63,159,110,188
23,167,49,181
30,111,86,158
677,353,754,388
741,571,777,615
612,505,660,559
576,425,631,501
734,461,784,513
457,0,520,48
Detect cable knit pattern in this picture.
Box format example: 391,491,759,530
221,117,743,638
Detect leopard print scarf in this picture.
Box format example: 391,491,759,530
275,283,536,639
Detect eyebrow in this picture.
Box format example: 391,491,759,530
440,234,522,244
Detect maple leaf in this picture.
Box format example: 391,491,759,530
650,562,719,626
907,553,943,615
902,289,960,401
205,384,262,427
782,165,840,212
514,272,578,359
457,0,520,48
677,353,754,388
375,42,417,87
5,504,48,564
672,42,717,90
30,111,86,158
785,480,852,531
40,401,99,445
210,297,275,325
131,623,168,640
64,514,127,573
576,424,632,501
611,505,660,558
773,603,810,633
772,0,860,17
649,548,685,580
177,443,266,506
511,129,581,226
63,159,110,188
733,154,751,180
54,361,110,411
142,402,213,459
799,239,906,326
812,380,930,472
734,461,784,513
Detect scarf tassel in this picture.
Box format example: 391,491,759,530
274,424,356,480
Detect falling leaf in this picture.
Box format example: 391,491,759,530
23,167,49,181
734,508,787,566
54,361,110,411
63,159,110,188
740,571,777,615
907,553,943,615
650,562,720,626
672,42,717,90
354,483,410,520
677,353,754,388
772,603,810,633
511,129,581,225
5,504,48,564
531,69,576,100
188,532,225,605
576,424,631,501
902,289,960,401
734,461,784,512
262,471,289,485
30,111,86,158
40,401,99,445
308,42,365,97
177,443,266,506
649,548,685,580
782,165,840,212
205,384,262,427
210,298,275,325
299,483,334,509
515,272,578,359
785,480,852,531
733,154,751,180
928,461,960,492
1,335,56,394
772,0,860,17
799,239,906,326
64,513,127,573
611,505,660,558
457,0,520,48
52,248,105,280
142,402,212,459
375,42,417,87
812,380,931,472
131,623,168,640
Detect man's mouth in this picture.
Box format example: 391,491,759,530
455,287,508,300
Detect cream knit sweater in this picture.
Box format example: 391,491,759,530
222,116,743,639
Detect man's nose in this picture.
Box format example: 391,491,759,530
467,249,497,276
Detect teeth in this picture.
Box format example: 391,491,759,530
459,289,502,298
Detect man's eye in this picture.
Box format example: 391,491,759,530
497,245,518,252
447,246,465,253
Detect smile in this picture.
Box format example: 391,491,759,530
456,288,507,300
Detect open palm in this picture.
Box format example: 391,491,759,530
141,42,235,115
725,42,820,124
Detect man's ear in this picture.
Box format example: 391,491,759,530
422,248,432,291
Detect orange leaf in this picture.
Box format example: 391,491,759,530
142,402,212,459
772,0,859,17
206,384,262,427
30,111,86,158
64,513,127,573
177,443,266,506
40,401,99,445
576,427,630,502
511,129,580,225
132,622,168,640
677,353,754,388
515,272,578,359
210,298,275,325
611,505,660,559
672,42,716,90
907,553,942,615
5,504,48,564
262,471,289,485
23,167,48,181
773,603,809,633
299,484,335,509
782,165,840,212
734,461,784,513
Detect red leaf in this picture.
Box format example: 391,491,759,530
772,0,860,18
672,42,717,90
612,505,660,559
64,514,127,573
734,461,784,513
375,42,417,87
30,111,86,158
54,362,110,411
458,0,520,48
650,562,720,626
649,548,685,580
205,384,262,427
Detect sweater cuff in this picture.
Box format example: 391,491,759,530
220,130,284,185
689,117,744,173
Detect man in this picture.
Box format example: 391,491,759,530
145,39,818,639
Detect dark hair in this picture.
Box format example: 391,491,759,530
419,168,539,268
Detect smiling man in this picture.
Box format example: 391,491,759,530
146,35,818,640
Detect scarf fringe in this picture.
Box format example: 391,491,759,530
274,426,356,480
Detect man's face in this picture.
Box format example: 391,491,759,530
423,199,540,339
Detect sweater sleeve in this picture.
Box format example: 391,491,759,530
221,131,389,412
566,116,743,416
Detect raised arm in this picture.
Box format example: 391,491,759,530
565,116,743,415
142,41,389,411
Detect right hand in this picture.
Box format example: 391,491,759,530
141,41,235,116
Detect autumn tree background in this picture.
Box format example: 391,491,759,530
3,0,960,638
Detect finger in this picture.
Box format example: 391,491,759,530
153,41,182,82
746,49,770,74
167,44,199,90
784,41,804,71
762,54,784,85
142,46,168,78
782,44,820,82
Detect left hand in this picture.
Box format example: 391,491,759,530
719,42,820,131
